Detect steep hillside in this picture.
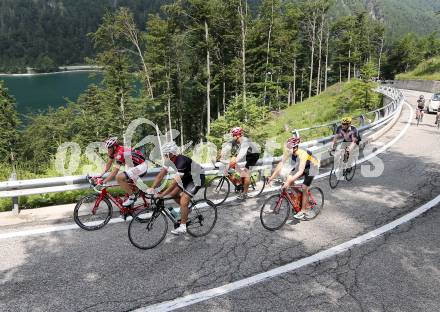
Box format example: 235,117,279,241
332,0,440,39
396,56,440,81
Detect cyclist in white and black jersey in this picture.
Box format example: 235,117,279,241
223,127,260,200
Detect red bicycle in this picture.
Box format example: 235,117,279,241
260,182,324,231
73,175,152,231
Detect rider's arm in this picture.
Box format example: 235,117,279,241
348,137,357,152
331,133,340,150
160,179,177,197
101,158,113,176
235,139,249,163
283,160,306,189
268,154,288,182
291,160,306,181
151,167,168,189
102,165,120,184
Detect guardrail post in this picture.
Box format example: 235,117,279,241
9,171,19,215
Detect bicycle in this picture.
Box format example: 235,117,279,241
329,146,356,189
204,162,266,205
260,180,324,231
73,175,152,231
415,108,424,126
128,196,217,249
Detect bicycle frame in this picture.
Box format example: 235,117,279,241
92,187,151,215
274,185,317,214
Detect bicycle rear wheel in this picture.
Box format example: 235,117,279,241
260,194,290,231
304,187,324,220
186,200,218,237
74,194,112,231
247,170,266,198
128,209,168,250
204,176,230,205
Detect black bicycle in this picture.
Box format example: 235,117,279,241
128,196,217,250
204,163,266,205
329,146,356,189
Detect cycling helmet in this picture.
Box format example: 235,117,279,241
419,95,424,99
230,127,244,137
341,116,352,124
286,137,301,149
104,137,118,148
161,141,179,155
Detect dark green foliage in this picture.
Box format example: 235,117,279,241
0,81,20,165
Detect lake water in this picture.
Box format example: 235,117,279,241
0,71,101,116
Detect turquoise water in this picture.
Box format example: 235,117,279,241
0,71,102,116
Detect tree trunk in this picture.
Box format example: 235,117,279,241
293,59,297,104
263,0,274,106
177,62,184,147
316,14,324,95
166,71,172,136
348,49,351,81
238,0,247,111
222,79,226,114
287,83,291,106
308,12,317,98
205,20,211,136
377,36,384,79
324,29,329,90
122,13,154,99
339,63,342,84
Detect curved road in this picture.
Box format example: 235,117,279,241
0,89,439,312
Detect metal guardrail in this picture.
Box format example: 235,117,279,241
0,86,403,213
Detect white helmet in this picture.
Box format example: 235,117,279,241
161,141,179,155
104,137,118,148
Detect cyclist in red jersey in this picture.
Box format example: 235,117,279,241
98,137,148,207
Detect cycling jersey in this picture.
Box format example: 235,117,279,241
230,137,260,162
290,149,319,174
289,149,318,186
110,146,145,167
165,154,205,187
335,125,360,143
417,99,425,109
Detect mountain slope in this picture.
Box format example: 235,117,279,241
332,0,440,39
0,0,439,73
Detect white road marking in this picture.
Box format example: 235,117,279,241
133,192,440,312
0,102,412,240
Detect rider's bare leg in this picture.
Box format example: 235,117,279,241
116,172,133,195
301,185,310,212
241,168,251,194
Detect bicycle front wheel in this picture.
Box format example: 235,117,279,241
128,210,168,250
204,176,230,205
329,163,340,189
344,162,356,181
305,187,324,220
186,200,218,237
247,170,266,198
74,194,112,231
260,194,291,231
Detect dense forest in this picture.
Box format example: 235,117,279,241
1,0,440,73
0,0,439,180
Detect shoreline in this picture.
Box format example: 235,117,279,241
0,66,102,77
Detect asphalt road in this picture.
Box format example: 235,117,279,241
0,90,439,312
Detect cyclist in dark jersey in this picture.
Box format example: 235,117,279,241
148,141,205,235
98,137,147,207
331,117,359,160
416,95,425,121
